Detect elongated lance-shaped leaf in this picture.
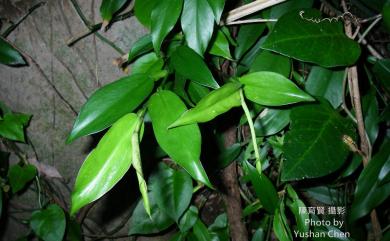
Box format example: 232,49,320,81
71,113,138,215
148,90,212,187
132,110,150,217
100,0,128,28
128,34,154,63
170,83,241,128
67,74,153,143
240,71,314,106
0,37,26,66
206,0,224,23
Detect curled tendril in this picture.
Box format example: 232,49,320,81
299,10,355,24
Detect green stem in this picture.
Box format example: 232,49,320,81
240,90,261,173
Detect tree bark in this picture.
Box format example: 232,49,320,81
221,127,248,241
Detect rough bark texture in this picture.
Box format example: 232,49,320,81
221,127,248,241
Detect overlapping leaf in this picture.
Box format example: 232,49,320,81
30,204,66,241
128,34,153,62
100,0,128,25
71,113,138,215
134,0,159,28
67,74,153,143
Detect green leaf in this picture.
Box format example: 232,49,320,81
131,52,166,81
273,202,293,241
67,74,153,143
148,91,212,187
252,228,265,241
65,218,82,241
171,46,219,89
170,82,241,127
217,143,242,168
0,113,31,142
134,0,159,28
209,30,232,60
286,185,309,236
188,81,211,104
254,108,290,137
8,164,37,193
0,37,26,66
372,59,390,94
304,186,341,205
181,0,214,55
282,101,356,181
305,66,345,108
128,34,153,62
129,193,174,235
261,9,361,67
70,113,138,215
30,204,66,241
250,50,291,77
207,0,225,23
100,0,127,22
150,163,193,221
193,219,212,241
362,89,379,145
151,0,183,53
383,1,390,31
178,206,199,232
243,161,279,213
235,23,265,60
350,141,390,221
240,71,314,106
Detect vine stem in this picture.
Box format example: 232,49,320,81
240,90,261,173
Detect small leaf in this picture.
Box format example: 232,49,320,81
151,0,183,53
8,164,37,193
261,9,361,67
362,89,379,145
0,37,26,66
128,34,154,62
250,50,291,77
148,91,212,187
206,0,225,23
240,71,314,106
170,82,241,127
305,66,345,109
100,0,128,23
70,113,138,215
254,108,290,137
134,0,159,28
286,185,309,236
150,163,193,221
171,46,219,89
209,30,233,60
30,204,66,241
282,101,356,181
193,219,212,241
273,202,293,241
181,0,214,55
129,193,174,235
235,23,265,60
67,74,153,143
178,206,199,232
0,113,31,142
131,52,166,81
243,161,279,213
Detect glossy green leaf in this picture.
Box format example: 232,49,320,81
282,101,355,181
129,193,174,235
206,0,224,23
128,34,153,62
261,9,361,67
178,206,199,232
171,46,219,89
188,81,210,104
350,141,390,221
243,161,279,213
150,163,193,221
209,30,232,60
240,71,314,106
8,164,37,193
193,219,212,241
67,74,153,143
170,82,241,127
237,37,264,75
0,37,26,66
286,185,309,236
181,0,214,55
100,0,127,22
131,52,166,81
273,202,293,241
254,108,290,136
151,0,183,53
70,113,138,215
362,89,379,145
0,113,31,142
235,23,265,60
250,50,291,77
217,143,242,168
134,0,159,28
252,228,265,241
30,204,66,241
305,66,345,108
148,91,212,187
